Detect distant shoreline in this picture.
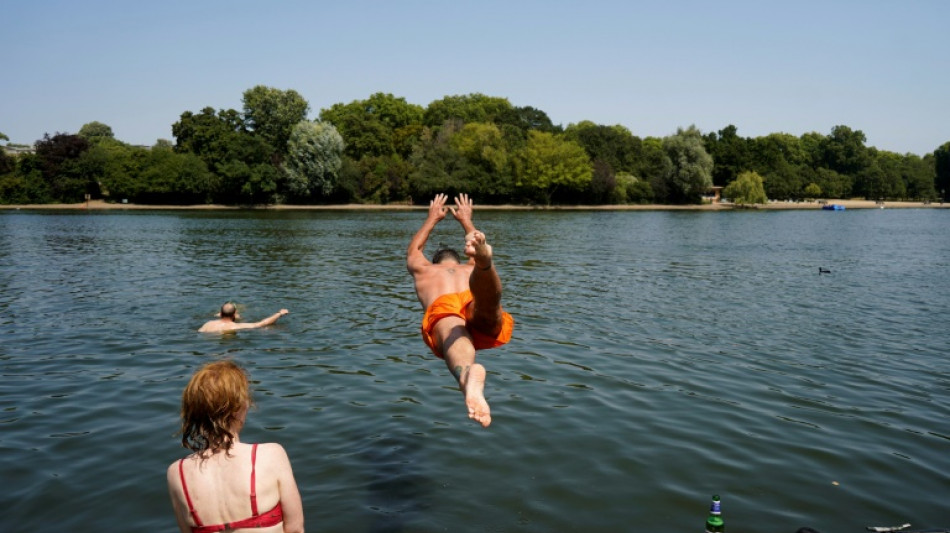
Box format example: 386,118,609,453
0,199,946,211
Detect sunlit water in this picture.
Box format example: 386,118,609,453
0,208,947,532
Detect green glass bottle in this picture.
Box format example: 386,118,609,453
705,494,724,533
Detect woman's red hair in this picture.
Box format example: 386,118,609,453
179,360,252,454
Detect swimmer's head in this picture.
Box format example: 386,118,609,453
220,302,238,319
180,359,253,454
432,248,461,264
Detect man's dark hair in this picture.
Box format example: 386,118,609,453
432,248,461,264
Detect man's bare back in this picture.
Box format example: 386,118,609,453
412,261,474,309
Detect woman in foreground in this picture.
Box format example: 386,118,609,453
167,360,304,533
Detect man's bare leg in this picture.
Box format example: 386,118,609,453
464,230,504,335
435,319,492,428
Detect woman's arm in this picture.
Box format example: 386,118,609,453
272,444,305,533
166,462,192,533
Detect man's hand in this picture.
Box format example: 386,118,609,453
451,193,476,233
278,309,289,316
428,194,449,223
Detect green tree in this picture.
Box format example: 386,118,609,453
423,93,513,128
78,121,115,142
0,140,12,175
495,105,559,135
284,121,345,198
0,153,50,203
242,85,310,155
173,105,278,203
934,142,950,202
704,125,750,186
563,121,642,176
662,126,713,203
512,130,592,204
92,141,146,201
901,153,936,200
137,144,216,203
34,132,95,202
588,159,617,203
172,107,245,168
723,171,768,205
214,133,280,203
450,122,509,176
819,125,872,179
803,182,822,200
408,122,469,201
810,167,852,199
354,154,415,203
320,93,424,159
639,137,673,202
748,133,807,200
616,173,654,204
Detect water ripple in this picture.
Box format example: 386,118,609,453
0,209,948,531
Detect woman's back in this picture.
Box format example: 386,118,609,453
168,360,303,533
169,442,300,533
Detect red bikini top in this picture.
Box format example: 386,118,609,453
178,443,283,532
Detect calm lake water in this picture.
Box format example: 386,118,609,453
0,207,947,532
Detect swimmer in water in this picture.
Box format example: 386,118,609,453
407,193,514,428
199,302,289,333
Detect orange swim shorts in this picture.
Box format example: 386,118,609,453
420,290,514,358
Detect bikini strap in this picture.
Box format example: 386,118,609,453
250,443,259,516
179,459,204,527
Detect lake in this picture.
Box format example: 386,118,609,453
0,207,947,532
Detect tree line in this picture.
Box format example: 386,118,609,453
2,86,949,205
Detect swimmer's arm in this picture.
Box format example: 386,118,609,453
407,220,435,273
249,309,289,328
408,195,447,272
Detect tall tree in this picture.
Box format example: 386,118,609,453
448,122,514,200
423,93,513,128
723,171,768,205
319,93,423,159
284,121,345,198
512,130,592,204
242,85,310,155
662,126,713,203
137,144,216,204
901,153,936,200
639,137,673,202
34,133,94,202
172,107,245,168
749,133,807,200
934,142,950,202
819,125,871,177
494,105,559,135
563,121,642,175
78,121,115,142
704,125,750,187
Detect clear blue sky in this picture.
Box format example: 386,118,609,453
2,0,947,155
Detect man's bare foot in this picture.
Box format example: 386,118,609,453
461,363,491,427
464,230,493,270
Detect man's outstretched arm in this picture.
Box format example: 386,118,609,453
407,194,448,273
248,309,289,328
